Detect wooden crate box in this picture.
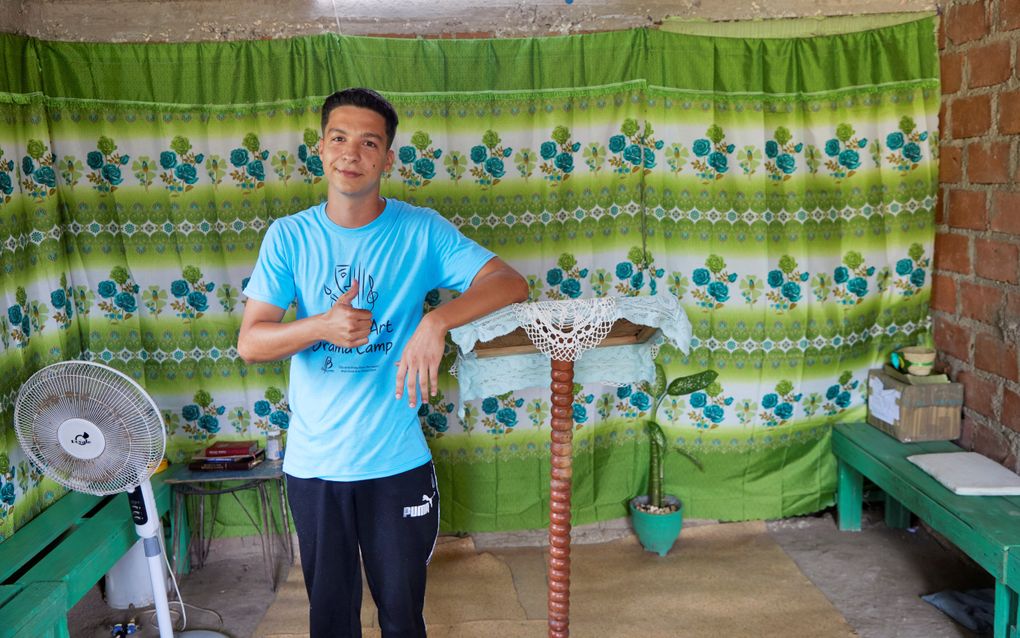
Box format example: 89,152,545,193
866,369,963,442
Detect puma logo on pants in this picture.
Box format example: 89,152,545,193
403,493,434,518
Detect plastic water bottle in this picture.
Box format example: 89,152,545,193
266,430,282,461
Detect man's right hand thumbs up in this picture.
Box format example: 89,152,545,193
321,279,374,348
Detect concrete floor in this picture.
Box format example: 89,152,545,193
68,504,991,638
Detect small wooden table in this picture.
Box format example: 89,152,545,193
833,422,1020,638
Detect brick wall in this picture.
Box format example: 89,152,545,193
936,0,1020,467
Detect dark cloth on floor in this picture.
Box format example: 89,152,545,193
921,588,994,634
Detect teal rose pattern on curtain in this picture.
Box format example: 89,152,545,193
0,18,938,538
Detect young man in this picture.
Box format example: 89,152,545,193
238,88,528,637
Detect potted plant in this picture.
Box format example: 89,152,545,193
629,365,717,556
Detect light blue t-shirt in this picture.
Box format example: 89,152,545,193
243,199,495,481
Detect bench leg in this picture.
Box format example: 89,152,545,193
837,459,863,531
884,495,912,529
995,580,1019,638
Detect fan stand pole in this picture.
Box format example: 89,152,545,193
136,480,176,638
547,358,574,638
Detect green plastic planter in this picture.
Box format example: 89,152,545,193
629,495,684,556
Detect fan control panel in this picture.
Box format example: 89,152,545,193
127,486,148,525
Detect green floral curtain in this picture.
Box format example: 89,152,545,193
0,16,939,539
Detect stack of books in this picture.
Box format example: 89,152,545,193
189,439,265,471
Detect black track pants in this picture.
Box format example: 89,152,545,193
286,461,439,638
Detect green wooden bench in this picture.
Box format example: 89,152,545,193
833,422,1020,638
0,471,178,638
0,582,68,638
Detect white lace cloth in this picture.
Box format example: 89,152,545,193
450,295,692,404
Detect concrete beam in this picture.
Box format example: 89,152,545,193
2,0,943,43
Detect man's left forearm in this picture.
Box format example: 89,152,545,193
395,259,527,405
428,260,528,332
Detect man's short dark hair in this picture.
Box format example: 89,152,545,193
320,88,399,148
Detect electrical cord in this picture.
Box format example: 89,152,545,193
162,530,226,630
138,600,225,633
136,525,226,633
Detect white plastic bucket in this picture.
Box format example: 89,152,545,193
105,538,168,609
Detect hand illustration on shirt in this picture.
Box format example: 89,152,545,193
327,265,379,311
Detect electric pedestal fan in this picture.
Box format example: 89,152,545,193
14,361,229,638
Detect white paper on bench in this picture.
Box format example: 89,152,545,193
907,452,1020,495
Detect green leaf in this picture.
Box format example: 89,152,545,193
26,139,46,160
243,133,261,153
647,420,666,447
182,265,202,284
651,364,667,399
670,445,704,472
194,389,213,408
410,131,432,151
170,136,192,155
667,370,718,396
899,116,916,135
774,126,792,146
97,136,116,156
481,129,501,149
706,124,725,144
557,253,577,271
646,420,666,508
109,266,129,285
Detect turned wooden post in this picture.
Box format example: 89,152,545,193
548,358,575,638
457,313,678,638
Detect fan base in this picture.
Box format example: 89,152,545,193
177,631,231,637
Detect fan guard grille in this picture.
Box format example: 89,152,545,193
14,361,166,496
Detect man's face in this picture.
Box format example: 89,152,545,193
319,105,394,199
